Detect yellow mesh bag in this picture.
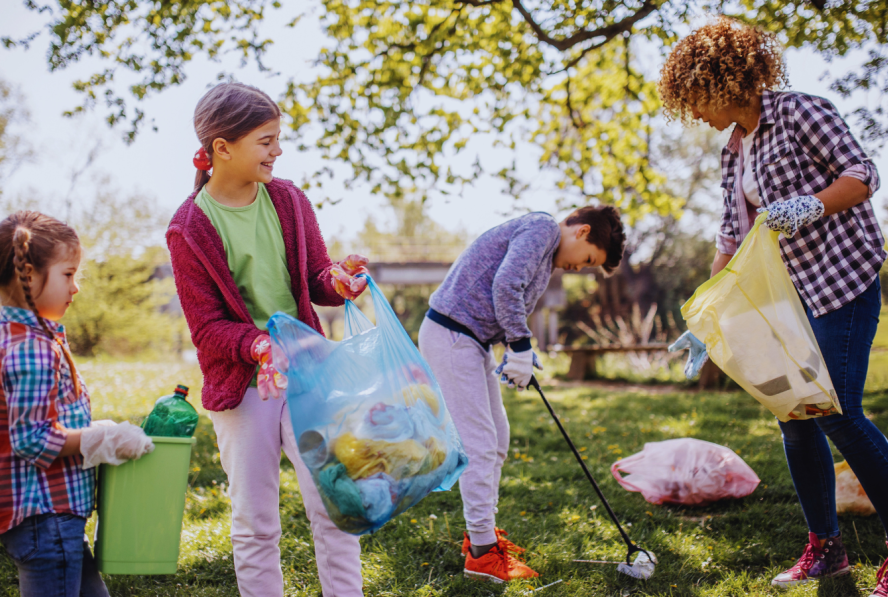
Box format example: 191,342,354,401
681,214,840,422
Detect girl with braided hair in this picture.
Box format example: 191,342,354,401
0,211,153,596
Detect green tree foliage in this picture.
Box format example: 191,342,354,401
4,0,281,142
64,245,181,356
635,126,724,321
350,193,468,262
1,180,185,356
6,1,886,216
335,193,468,339
62,186,185,356
559,126,723,346
830,49,888,150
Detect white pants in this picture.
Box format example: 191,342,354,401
418,318,509,546
210,388,363,597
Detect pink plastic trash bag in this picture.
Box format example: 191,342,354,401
610,438,760,506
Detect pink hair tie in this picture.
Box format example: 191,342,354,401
193,147,212,171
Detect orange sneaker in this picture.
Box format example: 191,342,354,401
464,544,540,583
461,528,525,556
495,529,528,558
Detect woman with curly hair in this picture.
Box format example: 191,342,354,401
660,17,888,594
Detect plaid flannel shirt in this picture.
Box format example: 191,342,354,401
717,90,885,317
0,307,93,534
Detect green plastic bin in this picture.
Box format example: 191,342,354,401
94,436,195,574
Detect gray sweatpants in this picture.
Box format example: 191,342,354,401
418,317,509,546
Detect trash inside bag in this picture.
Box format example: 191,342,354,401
268,275,468,535
835,460,875,516
141,385,199,437
611,438,760,506
681,214,839,422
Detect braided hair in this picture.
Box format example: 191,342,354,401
0,211,83,398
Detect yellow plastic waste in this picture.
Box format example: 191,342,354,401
423,435,447,471
681,214,840,422
400,383,441,417
333,432,446,480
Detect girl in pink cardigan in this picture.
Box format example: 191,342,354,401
166,83,368,597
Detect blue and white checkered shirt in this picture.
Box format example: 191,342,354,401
717,90,885,317
0,307,94,533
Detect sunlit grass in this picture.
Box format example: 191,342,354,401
873,307,888,351
1,358,887,596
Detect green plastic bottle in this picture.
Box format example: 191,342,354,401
141,385,199,438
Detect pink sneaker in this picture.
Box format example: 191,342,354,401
870,541,888,597
771,533,851,588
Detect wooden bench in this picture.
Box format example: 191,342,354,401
552,344,671,380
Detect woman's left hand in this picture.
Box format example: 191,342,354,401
331,254,370,300
668,331,709,379
758,195,824,237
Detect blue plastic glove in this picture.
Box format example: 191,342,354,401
495,348,543,391
757,195,824,238
668,331,709,379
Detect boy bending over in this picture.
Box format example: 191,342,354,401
418,206,626,583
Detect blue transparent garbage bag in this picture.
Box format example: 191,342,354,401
268,275,468,535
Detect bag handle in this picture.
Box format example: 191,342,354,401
342,275,415,348
609,452,648,493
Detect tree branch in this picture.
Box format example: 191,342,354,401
376,8,461,64
416,11,463,88
549,37,610,75
565,73,586,129
511,0,659,52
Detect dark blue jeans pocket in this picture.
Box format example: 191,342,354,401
0,517,40,563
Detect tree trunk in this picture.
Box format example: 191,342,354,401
698,360,725,389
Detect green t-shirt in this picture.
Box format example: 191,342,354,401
196,183,298,383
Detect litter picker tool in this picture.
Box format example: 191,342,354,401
529,377,656,579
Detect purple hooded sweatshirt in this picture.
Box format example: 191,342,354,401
166,178,344,412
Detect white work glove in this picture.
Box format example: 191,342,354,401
757,195,824,237
80,420,155,469
668,331,709,379
495,348,543,391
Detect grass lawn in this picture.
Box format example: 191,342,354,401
873,307,888,351
2,355,888,596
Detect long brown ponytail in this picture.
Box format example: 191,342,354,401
192,82,282,192
0,211,83,397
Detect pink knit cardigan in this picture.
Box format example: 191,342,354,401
166,178,344,411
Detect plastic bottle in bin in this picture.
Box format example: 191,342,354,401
141,385,199,437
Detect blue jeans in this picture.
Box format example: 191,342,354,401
779,278,888,539
0,513,109,597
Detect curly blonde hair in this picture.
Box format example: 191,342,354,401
658,17,787,124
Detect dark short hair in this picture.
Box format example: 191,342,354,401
565,205,626,275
